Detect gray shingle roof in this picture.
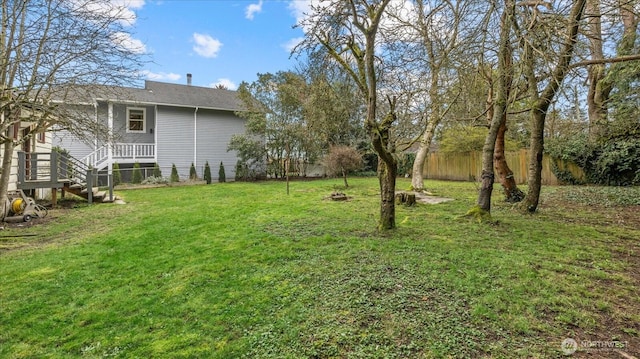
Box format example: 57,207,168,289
69,81,246,112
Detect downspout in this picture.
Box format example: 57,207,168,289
154,105,158,162
94,101,99,158
194,106,198,169
107,101,113,166
107,101,113,201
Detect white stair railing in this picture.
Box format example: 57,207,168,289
81,146,109,169
81,143,156,169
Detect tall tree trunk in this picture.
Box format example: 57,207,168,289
494,117,525,202
484,53,524,203
524,108,545,212
0,140,15,219
586,0,609,139
378,155,397,229
411,67,441,192
619,1,639,55
522,0,587,212
410,119,437,191
317,0,394,229
475,4,514,214
371,101,398,230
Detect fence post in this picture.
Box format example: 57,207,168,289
30,153,38,181
51,151,58,183
86,168,93,204
108,173,114,202
17,151,25,185
108,161,113,202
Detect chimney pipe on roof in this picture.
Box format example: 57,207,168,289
187,73,192,86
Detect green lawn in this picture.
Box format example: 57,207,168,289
0,178,638,358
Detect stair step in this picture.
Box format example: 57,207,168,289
100,194,119,203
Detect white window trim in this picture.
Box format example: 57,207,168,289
126,107,146,133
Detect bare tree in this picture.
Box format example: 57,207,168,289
0,0,145,213
297,0,397,230
519,0,588,212
381,0,490,193
475,1,516,215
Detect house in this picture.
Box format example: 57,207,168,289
52,77,249,183
2,109,53,199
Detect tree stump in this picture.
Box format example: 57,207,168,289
330,192,348,201
395,192,416,206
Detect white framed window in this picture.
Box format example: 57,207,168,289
127,107,146,133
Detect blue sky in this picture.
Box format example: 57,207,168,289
122,1,310,90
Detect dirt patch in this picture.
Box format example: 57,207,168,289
401,191,455,205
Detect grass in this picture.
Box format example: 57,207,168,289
0,178,638,358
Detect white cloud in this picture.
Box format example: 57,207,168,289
121,0,145,9
283,37,304,53
245,0,263,20
73,0,145,26
210,79,237,90
142,70,181,81
288,0,312,24
288,0,333,34
111,32,147,54
192,33,223,58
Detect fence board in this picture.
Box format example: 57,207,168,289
423,150,584,185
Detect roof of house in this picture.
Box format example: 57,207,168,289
67,81,246,112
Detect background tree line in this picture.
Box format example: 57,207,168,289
230,0,639,228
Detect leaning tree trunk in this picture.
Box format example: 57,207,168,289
410,119,437,192
523,108,545,212
484,57,524,204
475,4,514,215
0,140,16,219
494,120,525,202
411,69,441,192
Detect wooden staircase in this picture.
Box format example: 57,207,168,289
62,182,116,204
17,151,116,204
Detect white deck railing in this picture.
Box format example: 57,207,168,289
82,143,156,169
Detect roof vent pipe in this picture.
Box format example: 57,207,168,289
187,73,192,86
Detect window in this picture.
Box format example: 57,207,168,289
127,107,146,133
37,131,45,143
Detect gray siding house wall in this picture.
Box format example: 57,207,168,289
195,109,245,179
156,106,195,178
52,80,249,181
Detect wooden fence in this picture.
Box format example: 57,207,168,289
423,150,584,185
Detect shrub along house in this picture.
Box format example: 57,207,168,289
52,75,248,185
